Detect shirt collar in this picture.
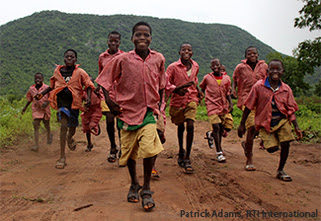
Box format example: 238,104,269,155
264,76,281,92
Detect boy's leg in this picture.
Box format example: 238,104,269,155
67,126,77,151
106,112,117,152
57,114,68,167
43,119,52,144
212,123,222,153
185,119,194,160
127,158,142,203
244,126,256,166
85,132,93,152
177,123,185,167
278,141,290,172
32,119,41,150
141,155,156,211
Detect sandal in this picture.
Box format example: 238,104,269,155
140,190,155,212
85,144,93,152
127,184,142,203
107,149,118,163
276,170,292,182
67,138,77,151
184,159,193,174
216,152,226,163
55,158,66,169
204,131,214,149
244,164,256,171
31,146,39,152
151,169,160,178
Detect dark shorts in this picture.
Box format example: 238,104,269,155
58,107,79,127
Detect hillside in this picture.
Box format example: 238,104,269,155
0,10,276,96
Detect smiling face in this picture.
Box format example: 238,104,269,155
179,44,193,62
268,60,284,82
107,34,121,54
210,59,221,74
64,51,77,67
245,47,258,63
131,25,152,51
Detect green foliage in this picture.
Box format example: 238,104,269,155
0,10,276,97
294,0,321,31
0,96,58,148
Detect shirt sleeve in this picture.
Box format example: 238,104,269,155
26,88,33,102
95,56,121,92
244,84,258,110
286,87,299,122
199,76,206,90
233,65,240,82
159,55,166,90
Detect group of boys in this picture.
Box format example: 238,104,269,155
22,21,303,212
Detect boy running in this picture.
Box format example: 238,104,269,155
200,58,233,162
35,49,95,169
232,46,268,171
96,31,124,163
166,43,201,174
238,59,302,181
96,22,165,211
22,72,52,151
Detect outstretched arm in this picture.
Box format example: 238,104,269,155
21,101,32,115
291,115,303,140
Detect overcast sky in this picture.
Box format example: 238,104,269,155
1,0,320,56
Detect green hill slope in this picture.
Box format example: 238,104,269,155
0,10,276,96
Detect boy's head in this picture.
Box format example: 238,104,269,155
34,72,44,86
268,59,284,82
220,65,226,73
64,49,77,67
131,21,152,51
107,31,121,54
244,46,258,63
179,43,193,62
210,58,221,74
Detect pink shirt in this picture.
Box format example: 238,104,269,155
26,83,51,120
244,79,298,132
166,58,199,108
98,49,124,100
81,91,103,133
199,73,231,116
49,64,95,111
96,49,166,125
233,59,268,109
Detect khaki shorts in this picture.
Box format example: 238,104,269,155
169,101,197,125
208,113,234,130
242,106,255,129
101,100,110,113
259,118,295,149
119,123,164,166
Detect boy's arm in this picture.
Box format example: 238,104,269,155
227,94,233,113
231,80,237,99
158,89,164,111
35,87,52,100
21,101,32,115
291,115,303,140
85,87,92,108
102,86,122,116
237,107,251,138
173,81,194,96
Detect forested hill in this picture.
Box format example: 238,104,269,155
0,10,276,96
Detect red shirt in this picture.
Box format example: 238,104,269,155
166,58,199,108
96,49,166,125
49,64,95,111
199,73,231,116
98,49,125,100
244,79,298,132
26,83,51,120
233,59,268,109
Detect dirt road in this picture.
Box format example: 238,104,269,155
0,120,320,221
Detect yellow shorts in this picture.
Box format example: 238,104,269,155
208,113,234,130
259,119,295,149
119,123,164,166
242,106,255,129
169,101,197,125
101,100,110,113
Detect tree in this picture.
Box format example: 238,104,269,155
294,0,321,94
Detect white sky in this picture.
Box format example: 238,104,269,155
1,0,320,56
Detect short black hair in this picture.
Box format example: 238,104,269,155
268,59,284,69
211,58,221,64
132,21,152,36
64,49,78,58
34,72,43,78
244,46,257,56
179,42,192,51
108,31,121,40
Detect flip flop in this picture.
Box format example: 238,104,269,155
85,144,93,152
55,159,66,169
127,184,142,203
31,146,39,152
204,131,214,149
140,190,155,212
244,164,256,171
276,170,292,182
184,159,193,174
151,169,160,178
107,150,118,163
